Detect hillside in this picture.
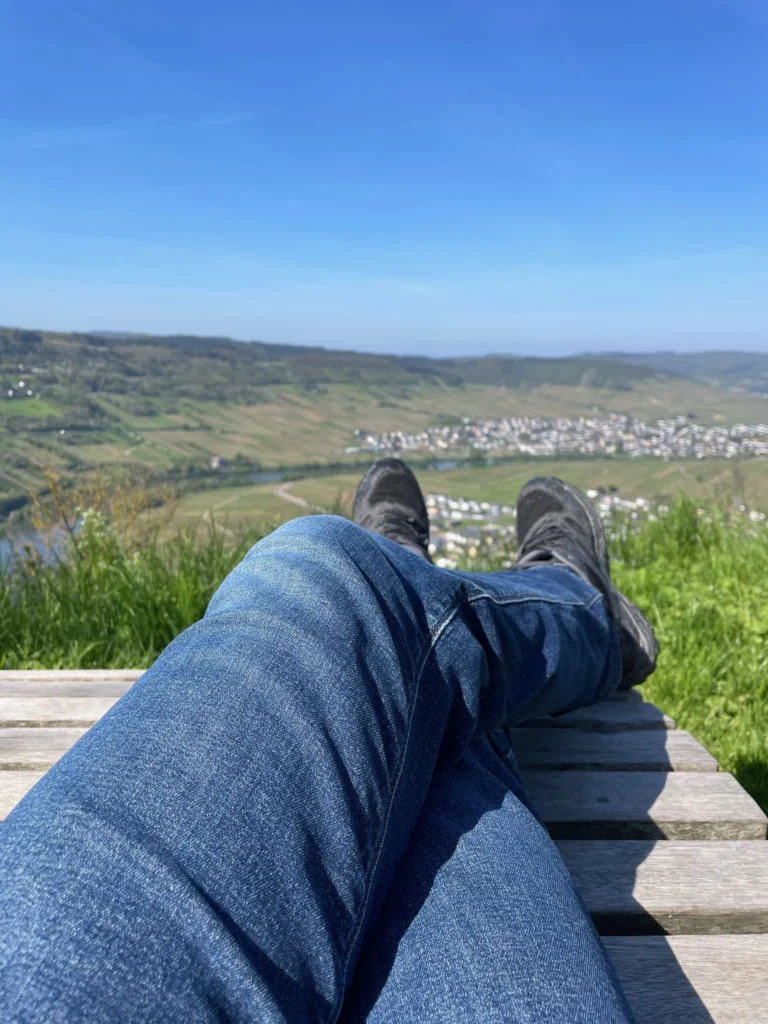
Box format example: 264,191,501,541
595,350,768,393
2,327,660,404
4,325,768,520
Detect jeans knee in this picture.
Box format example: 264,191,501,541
253,514,388,579
207,515,377,625
281,514,363,546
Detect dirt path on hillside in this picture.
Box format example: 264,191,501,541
273,481,330,514
201,509,234,536
274,481,311,509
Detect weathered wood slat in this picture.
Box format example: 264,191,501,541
0,698,704,770
606,935,768,1024
0,670,141,698
522,771,768,840
526,701,675,730
0,727,88,771
0,679,135,699
510,728,716,772
0,669,143,681
0,697,118,727
558,840,768,934
0,771,44,819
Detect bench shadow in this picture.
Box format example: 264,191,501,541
521,707,717,1024
342,705,716,1024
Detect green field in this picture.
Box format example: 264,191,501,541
162,456,768,538
8,324,768,521
289,457,768,516
7,369,768,515
0,398,60,419
31,379,768,474
173,483,304,531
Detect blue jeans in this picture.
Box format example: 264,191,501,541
0,516,633,1023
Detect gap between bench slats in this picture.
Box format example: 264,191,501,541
558,839,768,934
522,771,768,840
508,728,715,772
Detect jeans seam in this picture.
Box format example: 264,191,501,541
329,585,595,1022
330,594,467,1022
465,590,591,610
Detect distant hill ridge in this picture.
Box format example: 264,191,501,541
583,350,768,393
2,326,664,400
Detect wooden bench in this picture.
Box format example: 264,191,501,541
1,670,766,1022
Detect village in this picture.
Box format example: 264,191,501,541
350,413,768,461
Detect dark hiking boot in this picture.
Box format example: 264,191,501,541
515,476,658,688
352,458,432,562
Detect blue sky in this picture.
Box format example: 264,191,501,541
1,0,767,355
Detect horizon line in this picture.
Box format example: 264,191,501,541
3,323,766,362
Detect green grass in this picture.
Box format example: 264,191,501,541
1,498,767,813
0,513,266,669
611,501,768,814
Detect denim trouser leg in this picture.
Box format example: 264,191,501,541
0,516,622,1023
343,735,634,1023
